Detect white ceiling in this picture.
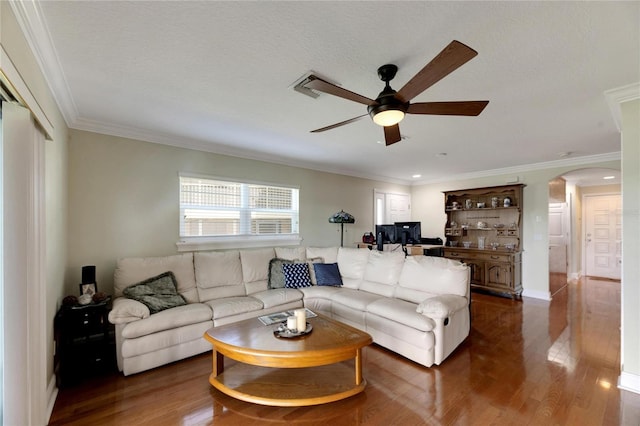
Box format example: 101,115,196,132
16,1,640,185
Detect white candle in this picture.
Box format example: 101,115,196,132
286,316,297,332
295,309,306,332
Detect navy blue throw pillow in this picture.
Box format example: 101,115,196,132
283,263,312,288
313,263,343,287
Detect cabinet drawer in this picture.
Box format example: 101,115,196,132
476,253,511,262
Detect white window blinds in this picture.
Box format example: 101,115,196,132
179,175,299,238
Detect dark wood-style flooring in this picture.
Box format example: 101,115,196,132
49,277,640,425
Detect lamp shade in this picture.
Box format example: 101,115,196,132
328,210,355,224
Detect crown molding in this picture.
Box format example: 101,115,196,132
9,0,78,126
415,151,621,186
605,82,640,132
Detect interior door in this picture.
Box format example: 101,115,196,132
584,194,621,280
374,191,411,225
387,193,411,223
548,202,568,274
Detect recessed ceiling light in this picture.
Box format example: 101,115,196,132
603,176,615,180
412,174,422,179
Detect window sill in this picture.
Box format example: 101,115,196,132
176,235,303,252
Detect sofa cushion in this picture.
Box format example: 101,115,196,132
251,288,304,309
205,296,264,320
121,321,213,358
123,272,187,314
399,256,469,297
240,248,276,283
367,298,436,332
330,288,383,311
114,253,198,302
313,263,343,286
194,251,245,301
275,246,306,260
306,246,339,264
283,263,312,288
337,247,370,289
121,303,213,339
268,258,294,289
360,251,405,297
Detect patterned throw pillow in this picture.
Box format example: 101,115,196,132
123,271,187,314
282,263,312,289
313,263,343,287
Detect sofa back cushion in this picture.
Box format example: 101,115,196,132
306,246,339,264
194,251,245,301
240,248,276,294
336,247,370,289
275,246,306,260
113,253,198,303
360,250,406,297
396,256,469,303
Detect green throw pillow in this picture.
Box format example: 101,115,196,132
123,271,187,314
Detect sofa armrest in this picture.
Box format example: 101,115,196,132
416,294,468,319
108,297,150,324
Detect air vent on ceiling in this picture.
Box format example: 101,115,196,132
291,71,321,99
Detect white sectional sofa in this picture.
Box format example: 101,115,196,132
108,246,470,376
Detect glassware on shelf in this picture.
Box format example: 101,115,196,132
477,236,486,249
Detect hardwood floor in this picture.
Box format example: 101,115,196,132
49,277,640,425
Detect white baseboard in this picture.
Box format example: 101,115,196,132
46,374,58,424
521,288,552,301
619,371,640,395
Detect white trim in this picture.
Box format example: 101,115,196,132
8,0,78,126
521,288,552,301
618,371,640,395
179,171,300,191
176,235,303,252
0,46,53,139
605,82,640,132
45,374,58,424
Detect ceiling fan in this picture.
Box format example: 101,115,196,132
307,40,489,146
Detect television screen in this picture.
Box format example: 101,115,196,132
394,222,421,245
375,224,397,244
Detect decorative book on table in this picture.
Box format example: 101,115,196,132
258,308,317,326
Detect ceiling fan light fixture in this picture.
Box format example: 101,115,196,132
372,109,405,126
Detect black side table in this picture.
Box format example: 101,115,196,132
54,297,116,388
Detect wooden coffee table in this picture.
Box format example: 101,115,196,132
203,313,373,406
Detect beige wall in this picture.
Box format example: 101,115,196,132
621,99,640,384
410,160,621,299
1,3,69,390
67,129,408,294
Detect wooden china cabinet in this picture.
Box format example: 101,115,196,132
442,184,525,299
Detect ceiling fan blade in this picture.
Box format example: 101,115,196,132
384,124,402,146
306,75,375,106
397,40,479,103
310,114,369,133
407,101,489,116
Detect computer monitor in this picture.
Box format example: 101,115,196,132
375,224,397,245
394,221,421,245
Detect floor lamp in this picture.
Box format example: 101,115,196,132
329,210,355,247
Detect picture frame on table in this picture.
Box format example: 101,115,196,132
80,282,97,296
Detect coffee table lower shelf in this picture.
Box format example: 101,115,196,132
209,362,366,407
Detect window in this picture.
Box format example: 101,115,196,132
178,175,300,250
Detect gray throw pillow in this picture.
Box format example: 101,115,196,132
123,271,186,314
268,258,294,289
